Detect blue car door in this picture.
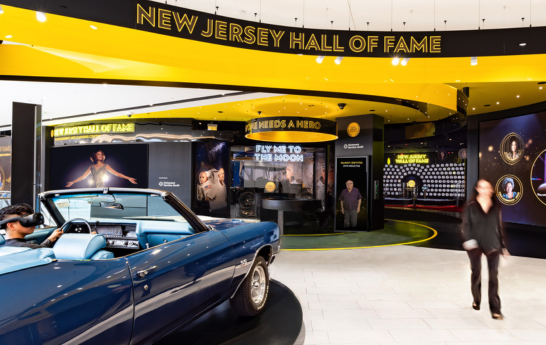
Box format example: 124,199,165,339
127,230,234,345
0,259,133,345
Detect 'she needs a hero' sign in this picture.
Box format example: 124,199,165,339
136,1,441,57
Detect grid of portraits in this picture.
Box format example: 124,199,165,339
383,162,466,198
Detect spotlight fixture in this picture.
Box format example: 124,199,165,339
338,103,346,110
392,57,400,66
316,55,325,64
401,58,410,66
519,43,527,46
335,56,344,65
36,11,47,22
0,5,3,14
470,57,478,66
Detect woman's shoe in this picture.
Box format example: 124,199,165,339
472,302,480,311
492,313,504,320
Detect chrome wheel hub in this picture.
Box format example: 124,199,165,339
250,265,266,305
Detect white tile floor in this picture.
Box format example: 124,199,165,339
270,245,546,345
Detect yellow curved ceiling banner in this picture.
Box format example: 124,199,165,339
1,5,545,112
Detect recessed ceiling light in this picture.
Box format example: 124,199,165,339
36,11,47,22
540,87,543,90
472,107,475,110
90,25,97,30
519,43,527,46
517,95,520,98
496,102,499,104
5,35,12,39
456,80,460,82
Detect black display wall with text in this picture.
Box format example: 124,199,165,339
335,114,384,230
148,143,192,207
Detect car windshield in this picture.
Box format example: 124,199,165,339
49,193,185,224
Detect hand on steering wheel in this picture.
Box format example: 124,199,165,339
60,218,93,234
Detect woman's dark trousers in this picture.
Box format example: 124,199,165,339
467,248,501,314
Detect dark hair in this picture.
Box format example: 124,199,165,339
90,150,105,163
0,203,34,221
470,178,496,203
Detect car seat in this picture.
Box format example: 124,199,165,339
53,234,114,260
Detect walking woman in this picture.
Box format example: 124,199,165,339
461,179,509,320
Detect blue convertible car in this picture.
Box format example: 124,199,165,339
0,188,280,345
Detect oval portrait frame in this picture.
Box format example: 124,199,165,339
530,149,546,206
495,174,523,206
500,132,524,165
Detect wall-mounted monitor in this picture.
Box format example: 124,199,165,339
50,144,149,190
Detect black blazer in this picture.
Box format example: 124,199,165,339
461,200,507,254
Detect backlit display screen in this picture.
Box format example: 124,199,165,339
479,111,546,226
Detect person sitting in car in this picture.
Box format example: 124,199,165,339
0,203,62,248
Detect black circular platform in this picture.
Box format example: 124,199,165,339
157,280,303,345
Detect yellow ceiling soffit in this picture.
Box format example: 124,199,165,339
2,5,546,112
246,131,338,143
0,6,454,109
0,44,457,111
109,94,429,123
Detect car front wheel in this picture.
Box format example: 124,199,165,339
230,256,269,316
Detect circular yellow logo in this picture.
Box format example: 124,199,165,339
265,181,276,193
347,122,360,137
407,180,416,188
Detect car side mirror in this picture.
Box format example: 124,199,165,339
100,202,124,210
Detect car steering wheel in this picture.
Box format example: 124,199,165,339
60,218,93,234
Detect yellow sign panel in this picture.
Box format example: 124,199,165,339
395,154,429,164
53,123,135,137
347,122,360,137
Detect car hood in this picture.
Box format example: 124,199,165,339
198,216,260,231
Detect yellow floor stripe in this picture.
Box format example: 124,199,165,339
281,219,438,251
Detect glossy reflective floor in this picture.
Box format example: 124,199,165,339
157,280,302,345
271,245,546,345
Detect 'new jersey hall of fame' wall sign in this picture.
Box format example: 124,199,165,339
245,117,337,143
8,0,546,57
131,0,546,58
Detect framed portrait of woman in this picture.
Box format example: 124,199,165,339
500,133,524,165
